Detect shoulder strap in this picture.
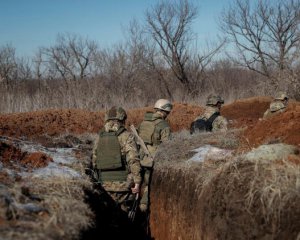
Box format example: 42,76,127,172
206,112,220,131
116,126,126,136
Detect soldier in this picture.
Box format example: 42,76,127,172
91,106,142,215
190,94,228,133
263,92,289,119
137,99,173,213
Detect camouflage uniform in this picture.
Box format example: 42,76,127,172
263,92,288,119
137,100,172,213
194,95,228,132
92,120,142,213
194,106,228,132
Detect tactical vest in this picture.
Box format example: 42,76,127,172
190,112,220,134
138,112,169,146
95,127,128,182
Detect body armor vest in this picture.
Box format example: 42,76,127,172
139,112,169,146
95,127,128,182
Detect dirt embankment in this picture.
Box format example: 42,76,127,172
0,140,52,168
0,97,299,148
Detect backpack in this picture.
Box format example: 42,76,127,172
190,112,220,134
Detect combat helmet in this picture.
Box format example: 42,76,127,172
274,91,288,101
154,99,173,112
206,95,224,106
105,106,127,121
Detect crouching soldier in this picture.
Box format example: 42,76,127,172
263,92,289,119
91,106,142,216
190,94,228,134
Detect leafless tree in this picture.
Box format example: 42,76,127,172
16,57,32,80
220,0,300,92
40,33,98,81
145,0,198,93
126,19,174,100
0,44,18,85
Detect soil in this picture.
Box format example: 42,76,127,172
0,97,299,148
0,140,53,169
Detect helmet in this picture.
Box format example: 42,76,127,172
206,95,224,106
105,106,127,121
274,91,288,100
154,99,173,112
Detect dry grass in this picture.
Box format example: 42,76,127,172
150,130,300,240
244,157,300,229
0,175,93,240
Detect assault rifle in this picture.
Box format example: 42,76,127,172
128,193,139,222
130,125,154,162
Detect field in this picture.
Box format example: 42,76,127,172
0,96,299,239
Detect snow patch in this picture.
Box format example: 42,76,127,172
188,145,233,163
30,162,81,178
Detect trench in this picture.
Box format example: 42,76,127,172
79,167,202,240
0,137,224,240
3,136,298,240
79,182,151,240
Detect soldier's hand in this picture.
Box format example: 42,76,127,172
131,183,140,194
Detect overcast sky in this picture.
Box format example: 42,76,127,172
0,0,231,57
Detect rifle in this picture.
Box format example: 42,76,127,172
128,193,139,222
130,125,154,165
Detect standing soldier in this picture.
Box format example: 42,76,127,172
91,106,142,216
263,92,289,119
137,99,173,213
190,94,228,134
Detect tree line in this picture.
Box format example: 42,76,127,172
1,0,299,113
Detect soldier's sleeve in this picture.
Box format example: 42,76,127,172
124,133,142,185
160,126,171,142
213,116,228,132
91,136,99,168
220,117,229,131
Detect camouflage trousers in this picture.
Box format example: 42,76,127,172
92,169,135,213
107,191,135,213
140,168,153,209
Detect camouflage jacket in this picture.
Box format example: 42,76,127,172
92,121,142,191
194,106,228,132
263,101,286,119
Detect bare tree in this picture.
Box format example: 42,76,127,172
0,44,17,85
16,57,32,80
220,0,300,92
41,33,98,81
126,19,173,100
145,0,198,93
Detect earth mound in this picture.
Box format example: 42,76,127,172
0,97,299,149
